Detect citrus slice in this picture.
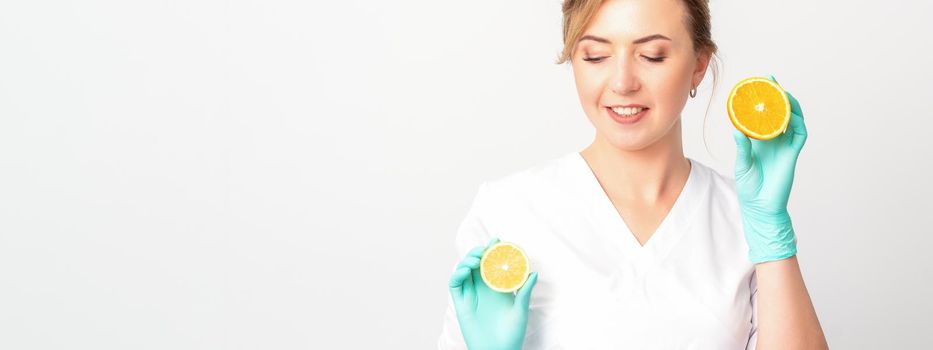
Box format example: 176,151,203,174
480,241,530,293
727,77,791,140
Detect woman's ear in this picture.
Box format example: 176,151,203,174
692,50,712,88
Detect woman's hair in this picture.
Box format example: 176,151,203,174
555,0,722,157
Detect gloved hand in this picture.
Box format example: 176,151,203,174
448,237,539,350
732,75,808,264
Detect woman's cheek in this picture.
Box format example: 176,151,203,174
578,73,603,102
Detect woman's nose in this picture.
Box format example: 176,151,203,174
610,60,640,95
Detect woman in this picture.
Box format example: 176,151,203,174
438,0,828,348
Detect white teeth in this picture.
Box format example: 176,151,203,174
611,106,646,116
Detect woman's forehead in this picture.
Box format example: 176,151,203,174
581,0,688,46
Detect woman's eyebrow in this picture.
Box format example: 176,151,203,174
578,33,672,45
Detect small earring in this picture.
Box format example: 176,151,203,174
689,87,697,98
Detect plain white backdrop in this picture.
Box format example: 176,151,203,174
1,0,931,348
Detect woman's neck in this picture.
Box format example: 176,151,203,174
579,125,691,204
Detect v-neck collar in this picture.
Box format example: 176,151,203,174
568,151,704,262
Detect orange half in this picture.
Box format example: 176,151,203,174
480,242,530,293
727,77,791,140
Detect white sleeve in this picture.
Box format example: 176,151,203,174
437,181,494,350
746,269,759,350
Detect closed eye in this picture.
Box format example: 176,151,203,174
582,55,666,63
642,55,666,63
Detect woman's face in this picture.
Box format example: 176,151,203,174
571,0,711,151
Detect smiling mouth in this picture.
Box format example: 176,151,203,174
607,106,649,116
606,106,649,123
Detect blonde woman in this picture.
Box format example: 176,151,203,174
439,0,828,349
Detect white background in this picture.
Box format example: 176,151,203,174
1,0,931,348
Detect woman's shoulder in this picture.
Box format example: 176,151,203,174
689,157,741,205
689,157,732,185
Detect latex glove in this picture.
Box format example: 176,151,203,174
732,75,808,264
448,237,539,350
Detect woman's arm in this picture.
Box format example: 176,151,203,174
754,256,828,349
731,77,827,349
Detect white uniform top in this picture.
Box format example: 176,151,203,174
438,151,759,349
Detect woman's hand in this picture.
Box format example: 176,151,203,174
448,237,539,350
732,76,808,264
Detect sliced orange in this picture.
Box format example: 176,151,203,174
727,77,791,140
480,242,530,293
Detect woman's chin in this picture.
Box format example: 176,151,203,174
608,140,652,152
600,130,656,152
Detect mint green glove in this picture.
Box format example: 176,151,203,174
732,75,808,264
448,237,539,350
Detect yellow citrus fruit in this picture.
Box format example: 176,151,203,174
727,77,791,140
480,241,530,293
